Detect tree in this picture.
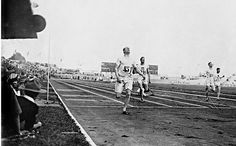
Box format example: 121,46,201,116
8,52,26,62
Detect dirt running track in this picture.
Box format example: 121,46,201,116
50,79,236,146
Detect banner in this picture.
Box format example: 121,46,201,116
148,65,158,75
101,62,116,72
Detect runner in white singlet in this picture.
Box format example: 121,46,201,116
136,57,151,101
214,68,225,100
115,47,145,115
205,62,215,101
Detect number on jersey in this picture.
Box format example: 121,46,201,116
141,67,145,73
123,66,130,73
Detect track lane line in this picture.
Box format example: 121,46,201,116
73,82,234,108
147,95,207,107
61,94,97,97
152,89,236,102
65,80,172,107
65,99,98,102
56,80,134,107
57,89,81,92
69,105,235,109
68,81,202,107
76,80,236,100
153,92,236,108
68,105,206,108
53,79,236,109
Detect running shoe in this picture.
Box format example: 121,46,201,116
33,122,42,129
122,111,130,115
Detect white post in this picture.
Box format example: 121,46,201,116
46,33,51,104
46,67,50,103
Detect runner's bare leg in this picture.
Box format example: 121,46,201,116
216,86,221,100
205,86,209,101
138,82,144,101
123,89,131,112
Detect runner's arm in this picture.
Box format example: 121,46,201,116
115,60,121,83
147,68,151,83
133,64,145,79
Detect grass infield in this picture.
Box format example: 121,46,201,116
2,81,90,146
2,106,90,146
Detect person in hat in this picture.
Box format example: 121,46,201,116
17,77,46,131
8,73,21,96
1,68,22,138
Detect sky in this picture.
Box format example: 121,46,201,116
1,0,236,76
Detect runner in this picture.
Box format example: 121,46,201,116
136,56,151,101
115,47,145,115
214,68,225,100
205,62,215,101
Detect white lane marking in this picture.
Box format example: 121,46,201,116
65,99,97,102
61,94,81,97
53,80,236,109
68,105,206,108
61,94,97,97
67,105,235,109
65,99,114,102
57,89,80,92
81,83,231,108
70,82,171,107
153,93,236,108
148,94,207,108
133,97,172,107
50,81,97,146
69,105,124,108
57,80,134,107
152,89,236,102
68,81,203,108
77,81,236,101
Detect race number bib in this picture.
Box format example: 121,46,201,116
141,67,145,73
207,71,213,77
123,66,130,73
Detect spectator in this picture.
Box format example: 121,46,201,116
8,73,21,96
1,67,22,138
17,77,46,131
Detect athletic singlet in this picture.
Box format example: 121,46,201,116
116,56,135,77
206,68,215,78
137,63,148,75
215,73,223,82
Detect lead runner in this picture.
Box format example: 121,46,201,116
205,62,215,101
115,47,145,115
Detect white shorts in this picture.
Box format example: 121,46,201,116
205,77,215,90
115,76,133,93
132,74,139,83
137,74,148,85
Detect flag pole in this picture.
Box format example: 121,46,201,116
45,0,51,104
46,32,50,104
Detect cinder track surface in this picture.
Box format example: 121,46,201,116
51,79,236,146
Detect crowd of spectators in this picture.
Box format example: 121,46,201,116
1,56,47,140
